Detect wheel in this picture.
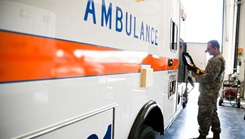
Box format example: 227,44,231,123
182,90,188,108
138,125,157,139
182,96,188,108
237,98,240,108
183,101,187,108
219,98,223,106
177,93,181,105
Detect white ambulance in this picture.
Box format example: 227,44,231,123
0,0,187,138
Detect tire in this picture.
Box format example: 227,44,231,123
182,96,188,108
183,101,187,108
177,94,181,104
138,125,157,139
237,98,240,108
219,98,223,106
182,90,188,108
183,99,188,108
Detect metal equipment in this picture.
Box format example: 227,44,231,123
219,80,241,108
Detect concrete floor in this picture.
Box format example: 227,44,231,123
160,85,245,139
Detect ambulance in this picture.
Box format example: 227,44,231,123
0,0,187,138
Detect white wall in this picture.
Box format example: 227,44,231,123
223,0,245,98
181,0,223,43
237,0,245,98
222,0,237,78
237,0,245,82
186,42,208,70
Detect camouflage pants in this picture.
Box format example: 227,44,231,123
197,94,221,136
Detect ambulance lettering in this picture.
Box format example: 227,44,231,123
84,0,158,46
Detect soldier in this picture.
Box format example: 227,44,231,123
192,40,225,139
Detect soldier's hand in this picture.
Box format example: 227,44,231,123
188,64,204,75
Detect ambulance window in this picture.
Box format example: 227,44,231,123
170,21,178,52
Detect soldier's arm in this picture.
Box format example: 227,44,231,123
194,58,222,83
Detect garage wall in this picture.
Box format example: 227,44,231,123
238,0,245,98
186,42,208,71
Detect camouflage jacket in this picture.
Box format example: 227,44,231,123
195,53,225,98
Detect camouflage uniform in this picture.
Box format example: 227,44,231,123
194,52,225,137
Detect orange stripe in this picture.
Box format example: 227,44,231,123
0,30,178,83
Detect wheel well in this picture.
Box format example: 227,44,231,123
144,106,164,134
128,100,164,139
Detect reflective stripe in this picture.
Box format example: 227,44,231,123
0,30,178,83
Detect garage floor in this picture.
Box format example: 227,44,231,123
161,84,245,139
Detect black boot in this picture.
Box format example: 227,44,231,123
213,132,220,139
193,134,206,139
